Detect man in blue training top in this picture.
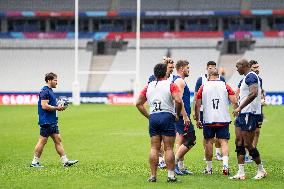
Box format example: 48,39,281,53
230,59,267,180
193,61,226,161
30,72,78,168
235,60,266,164
173,60,195,175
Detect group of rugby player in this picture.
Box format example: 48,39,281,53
136,57,267,182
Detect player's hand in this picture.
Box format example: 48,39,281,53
183,116,190,127
193,114,197,121
56,105,65,111
183,117,190,132
261,99,266,106
196,121,203,129
175,115,179,122
233,107,241,117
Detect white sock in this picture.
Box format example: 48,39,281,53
150,175,156,178
32,156,40,164
238,164,245,175
159,156,164,163
168,170,175,178
245,149,249,156
206,161,212,171
178,160,184,169
258,163,264,172
215,148,221,155
61,155,68,164
222,156,229,168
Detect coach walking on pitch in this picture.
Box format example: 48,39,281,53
30,72,78,168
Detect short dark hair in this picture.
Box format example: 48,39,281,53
45,72,57,82
207,61,216,67
154,63,167,79
249,60,258,67
175,60,189,70
209,69,219,77
237,59,249,67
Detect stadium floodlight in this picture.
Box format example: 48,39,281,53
72,0,80,105
134,0,141,104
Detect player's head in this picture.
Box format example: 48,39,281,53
176,60,189,77
154,63,167,79
163,57,174,77
249,60,259,75
206,61,217,75
45,72,57,88
236,59,250,75
208,69,219,80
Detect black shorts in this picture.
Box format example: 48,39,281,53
40,124,59,137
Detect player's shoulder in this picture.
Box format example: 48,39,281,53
148,75,156,83
246,71,258,78
196,76,203,83
245,72,258,85
40,86,49,93
220,75,226,82
173,75,181,80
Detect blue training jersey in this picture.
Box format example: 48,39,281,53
173,75,191,116
38,86,58,126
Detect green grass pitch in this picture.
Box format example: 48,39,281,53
0,105,284,189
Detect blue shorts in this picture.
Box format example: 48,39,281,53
40,124,59,137
149,112,176,137
175,116,194,135
200,111,204,124
203,125,230,139
235,114,259,131
256,114,263,128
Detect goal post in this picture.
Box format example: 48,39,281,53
72,0,141,105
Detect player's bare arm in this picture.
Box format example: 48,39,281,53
174,78,190,126
41,100,65,111
171,91,182,120
234,84,258,116
194,99,202,129
192,92,198,120
136,95,149,119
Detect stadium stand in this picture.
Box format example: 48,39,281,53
99,48,166,92
126,38,222,48
254,38,284,48
227,47,284,92
179,0,240,11
1,0,283,11
0,39,88,49
0,0,111,11
250,0,284,9
0,40,92,92
98,40,220,92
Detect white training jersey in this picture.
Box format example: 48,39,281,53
202,80,231,124
200,74,222,111
168,74,174,82
146,80,176,115
239,71,262,114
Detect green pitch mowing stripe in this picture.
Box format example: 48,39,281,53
0,105,283,189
